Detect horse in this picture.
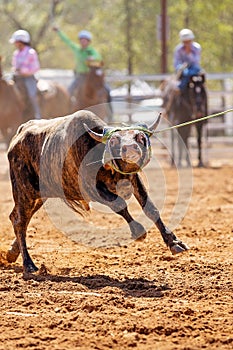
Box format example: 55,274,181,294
0,58,24,146
13,76,71,121
161,73,208,167
70,62,112,122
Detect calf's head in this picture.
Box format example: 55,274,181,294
84,113,161,174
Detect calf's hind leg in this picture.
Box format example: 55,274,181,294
7,199,43,273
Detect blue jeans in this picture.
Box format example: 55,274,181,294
24,76,41,119
68,73,86,95
178,65,201,91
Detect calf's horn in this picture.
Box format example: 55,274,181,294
148,112,161,132
84,123,104,143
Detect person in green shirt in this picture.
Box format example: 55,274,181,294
53,27,108,96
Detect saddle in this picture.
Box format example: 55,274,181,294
86,59,104,68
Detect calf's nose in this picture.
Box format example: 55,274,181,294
121,144,142,163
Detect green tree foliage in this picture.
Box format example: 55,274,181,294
0,0,232,74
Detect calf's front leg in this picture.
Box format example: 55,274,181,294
96,181,147,240
132,174,189,254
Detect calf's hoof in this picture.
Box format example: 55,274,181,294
130,221,147,241
24,262,39,274
170,241,189,255
135,232,147,242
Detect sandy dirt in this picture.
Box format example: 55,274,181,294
0,143,232,350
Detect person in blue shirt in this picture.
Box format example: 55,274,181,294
174,29,202,91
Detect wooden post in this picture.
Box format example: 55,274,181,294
161,0,167,74
125,0,133,122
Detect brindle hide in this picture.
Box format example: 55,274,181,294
7,110,189,273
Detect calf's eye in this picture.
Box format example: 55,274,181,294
136,133,146,145
110,136,120,147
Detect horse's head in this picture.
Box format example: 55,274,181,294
85,61,105,89
188,74,207,117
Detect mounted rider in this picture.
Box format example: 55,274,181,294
53,28,102,94
174,28,205,92
9,29,41,119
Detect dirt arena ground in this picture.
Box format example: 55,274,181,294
0,141,232,350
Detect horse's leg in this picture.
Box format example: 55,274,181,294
177,128,186,167
177,132,183,167
186,145,192,167
168,112,176,167
196,122,204,167
178,126,191,167
186,126,192,167
170,129,176,166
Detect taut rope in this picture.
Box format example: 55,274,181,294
154,109,233,134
